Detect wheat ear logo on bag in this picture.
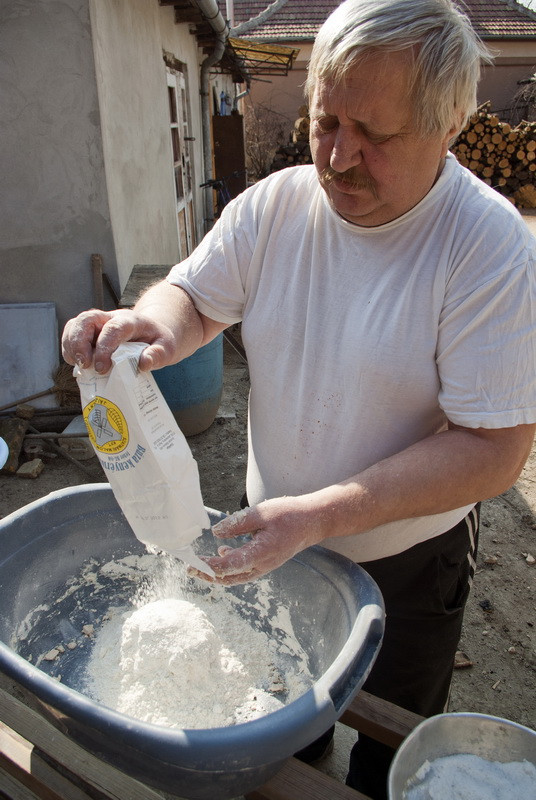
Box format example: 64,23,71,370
83,396,129,454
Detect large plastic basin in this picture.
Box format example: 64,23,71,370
0,483,384,799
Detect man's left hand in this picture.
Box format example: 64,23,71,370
191,497,324,585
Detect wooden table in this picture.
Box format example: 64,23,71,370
0,669,423,800
118,265,171,308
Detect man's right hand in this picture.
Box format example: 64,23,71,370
61,308,178,374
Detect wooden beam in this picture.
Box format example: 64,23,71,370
339,691,424,750
245,757,367,800
0,722,66,800
0,675,170,800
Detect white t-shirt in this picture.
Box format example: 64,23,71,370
168,154,536,562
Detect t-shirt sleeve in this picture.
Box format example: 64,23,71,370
167,188,256,324
437,226,536,429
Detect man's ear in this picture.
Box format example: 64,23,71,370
442,112,466,155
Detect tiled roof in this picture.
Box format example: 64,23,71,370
225,0,536,41
227,0,340,40
467,0,536,38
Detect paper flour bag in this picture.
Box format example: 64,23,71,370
75,342,213,575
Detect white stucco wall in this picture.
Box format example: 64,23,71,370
89,0,183,292
1,0,240,328
0,0,116,329
90,0,237,290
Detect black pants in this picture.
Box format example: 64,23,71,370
241,494,479,798
345,505,480,799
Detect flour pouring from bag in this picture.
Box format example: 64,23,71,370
74,342,214,576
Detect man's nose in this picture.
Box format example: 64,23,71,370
330,126,363,172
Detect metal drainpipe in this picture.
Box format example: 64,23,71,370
189,0,230,230
233,86,250,112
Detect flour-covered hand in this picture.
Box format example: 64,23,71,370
62,308,178,374
62,281,206,375
194,497,326,585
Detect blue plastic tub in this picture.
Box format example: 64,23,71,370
153,334,223,436
0,484,384,799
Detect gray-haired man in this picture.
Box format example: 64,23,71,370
63,2,536,795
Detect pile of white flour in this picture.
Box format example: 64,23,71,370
86,557,312,729
403,753,536,800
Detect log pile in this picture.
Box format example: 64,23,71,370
269,102,536,208
270,105,313,172
450,102,536,207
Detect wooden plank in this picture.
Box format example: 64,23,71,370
0,722,33,771
30,748,106,800
0,674,421,800
244,757,367,800
0,676,172,800
0,765,41,800
0,722,67,800
91,254,105,309
339,691,423,750
118,266,170,308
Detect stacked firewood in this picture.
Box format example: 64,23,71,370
451,102,536,207
270,105,313,172
270,102,535,207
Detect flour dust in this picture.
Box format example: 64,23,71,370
18,552,314,730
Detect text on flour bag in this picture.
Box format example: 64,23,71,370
74,342,213,575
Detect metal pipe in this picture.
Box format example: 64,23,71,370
200,36,228,230
190,0,228,37
189,0,230,231
193,0,290,229
233,85,250,114
230,0,289,36
27,424,96,478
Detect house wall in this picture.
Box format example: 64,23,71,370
91,0,238,292
248,43,312,126
1,0,236,330
249,38,536,128
0,0,116,330
89,0,187,295
480,40,536,116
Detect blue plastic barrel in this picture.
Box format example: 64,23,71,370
153,334,223,436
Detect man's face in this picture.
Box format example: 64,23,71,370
309,51,457,227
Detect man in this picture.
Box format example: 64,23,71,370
63,1,536,796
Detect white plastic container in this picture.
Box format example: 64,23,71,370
0,437,8,469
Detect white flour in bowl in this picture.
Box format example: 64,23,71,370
403,753,536,800
85,559,313,729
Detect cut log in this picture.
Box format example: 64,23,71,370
450,102,536,207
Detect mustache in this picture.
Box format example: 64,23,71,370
319,167,378,197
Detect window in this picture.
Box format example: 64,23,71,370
167,68,196,258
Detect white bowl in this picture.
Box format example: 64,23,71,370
0,437,8,469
